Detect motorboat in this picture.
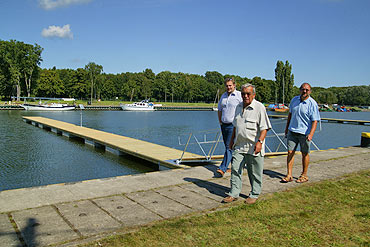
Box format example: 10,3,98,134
21,103,75,111
120,100,155,111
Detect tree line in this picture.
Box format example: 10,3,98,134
1,39,369,105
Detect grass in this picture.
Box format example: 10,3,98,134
85,170,370,247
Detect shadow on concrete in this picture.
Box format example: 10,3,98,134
19,218,39,247
263,169,286,179
201,164,224,178
183,177,248,200
263,169,297,181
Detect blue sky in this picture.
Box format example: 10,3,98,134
1,0,369,88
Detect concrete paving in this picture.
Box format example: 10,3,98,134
0,146,369,246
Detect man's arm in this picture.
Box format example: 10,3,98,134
254,129,268,154
229,127,236,149
285,112,292,136
307,120,317,141
218,110,222,125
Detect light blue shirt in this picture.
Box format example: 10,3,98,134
218,90,242,124
288,96,320,135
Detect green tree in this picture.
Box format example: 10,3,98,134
205,71,224,85
250,77,272,103
20,43,43,97
275,60,294,105
35,68,64,97
85,62,103,102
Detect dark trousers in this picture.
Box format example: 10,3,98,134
219,123,233,172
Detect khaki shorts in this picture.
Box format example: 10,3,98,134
287,131,311,154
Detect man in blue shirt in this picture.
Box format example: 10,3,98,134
282,83,320,183
217,78,242,176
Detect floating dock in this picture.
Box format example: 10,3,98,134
22,116,203,169
269,114,370,125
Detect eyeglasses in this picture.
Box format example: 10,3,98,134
241,92,253,96
300,88,310,92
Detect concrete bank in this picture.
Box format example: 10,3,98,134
0,146,369,246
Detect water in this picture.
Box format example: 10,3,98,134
1,110,369,191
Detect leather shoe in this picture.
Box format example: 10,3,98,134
222,196,237,203
216,169,225,177
244,197,257,204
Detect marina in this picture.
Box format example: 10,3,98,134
23,116,202,170
0,110,370,191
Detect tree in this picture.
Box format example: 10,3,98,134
20,43,43,97
85,62,103,102
205,71,224,85
0,40,22,99
250,77,272,103
274,60,294,105
0,40,43,99
35,68,64,97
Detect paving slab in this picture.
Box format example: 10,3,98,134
155,186,220,211
126,190,194,218
12,206,79,247
0,213,21,247
56,200,121,237
93,195,162,227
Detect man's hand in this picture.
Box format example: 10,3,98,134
254,141,262,154
306,133,313,141
229,139,234,150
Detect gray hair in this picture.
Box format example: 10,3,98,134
241,83,256,94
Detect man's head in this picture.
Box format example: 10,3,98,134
224,78,236,94
300,83,312,101
241,83,256,107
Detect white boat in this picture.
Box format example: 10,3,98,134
21,103,75,111
120,100,155,111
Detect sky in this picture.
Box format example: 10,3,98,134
1,0,369,88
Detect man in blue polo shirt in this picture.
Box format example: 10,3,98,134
282,83,320,183
217,78,242,177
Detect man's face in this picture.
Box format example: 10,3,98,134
225,80,235,94
241,86,255,106
300,84,311,100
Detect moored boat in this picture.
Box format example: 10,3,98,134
274,108,289,113
120,100,155,111
21,103,75,111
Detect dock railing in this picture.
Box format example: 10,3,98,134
176,125,320,164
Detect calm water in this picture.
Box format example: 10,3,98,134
1,110,369,191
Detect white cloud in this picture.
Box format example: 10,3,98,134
41,24,73,39
39,0,92,10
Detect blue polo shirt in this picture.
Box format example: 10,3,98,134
288,96,320,135
218,90,242,124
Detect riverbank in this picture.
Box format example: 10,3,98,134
0,146,369,246
2,100,370,112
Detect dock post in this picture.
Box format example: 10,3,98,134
361,132,370,147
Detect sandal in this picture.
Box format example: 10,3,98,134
296,175,308,183
280,176,293,183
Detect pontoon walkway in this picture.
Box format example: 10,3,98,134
22,116,202,169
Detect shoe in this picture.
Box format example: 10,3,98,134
296,175,308,183
244,197,257,204
216,169,225,177
280,176,293,183
222,196,237,203
226,168,231,173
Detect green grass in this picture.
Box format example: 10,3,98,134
85,170,370,247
